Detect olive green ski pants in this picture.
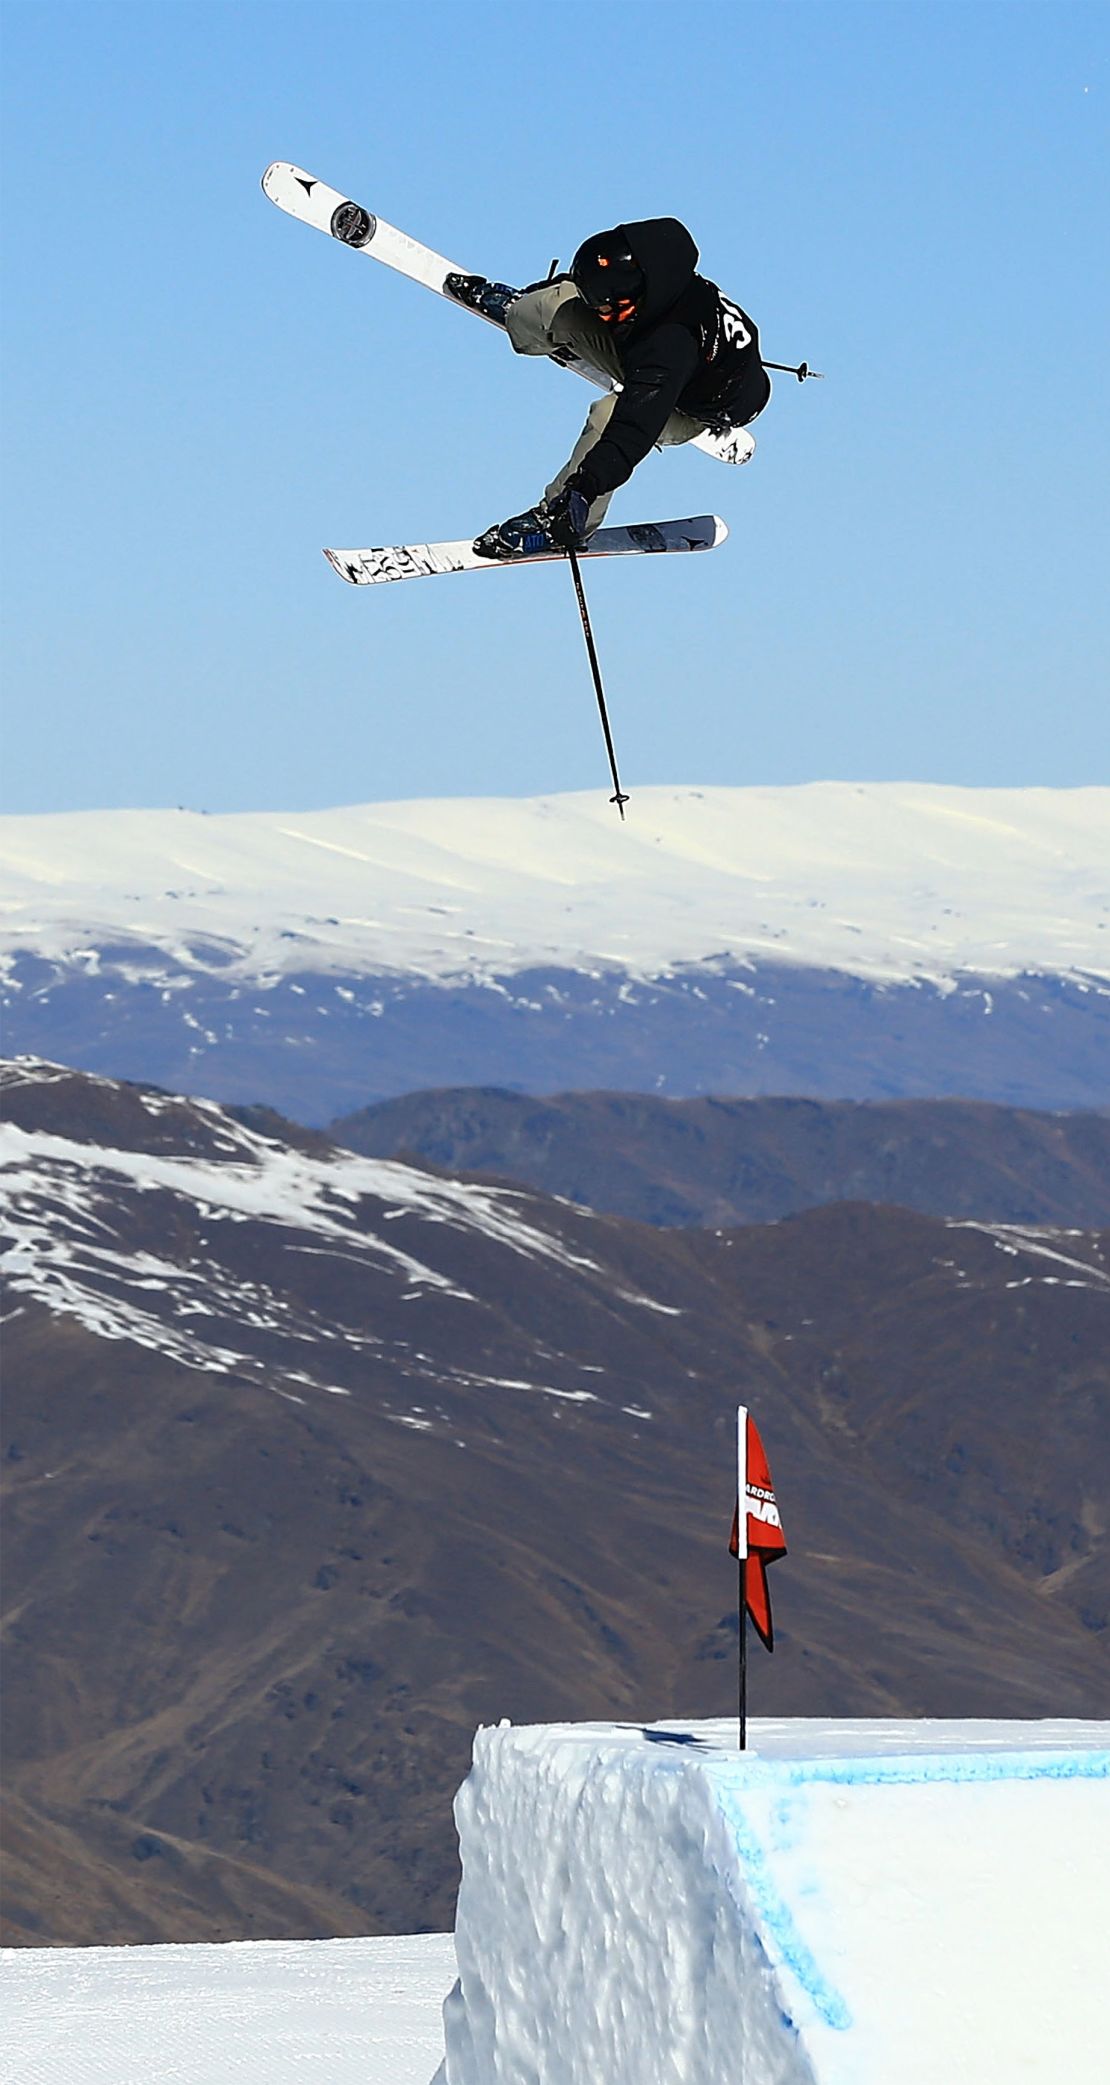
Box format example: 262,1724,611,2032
505,280,706,532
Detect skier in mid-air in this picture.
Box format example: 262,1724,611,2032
446,217,772,560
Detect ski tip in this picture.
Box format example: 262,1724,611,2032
711,515,729,546
322,547,357,584
262,160,310,195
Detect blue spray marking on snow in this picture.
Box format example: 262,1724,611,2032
704,1768,852,2033
741,1748,1110,1791
700,1746,1109,2036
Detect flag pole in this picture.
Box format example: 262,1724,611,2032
737,1404,748,1751
738,1558,748,1751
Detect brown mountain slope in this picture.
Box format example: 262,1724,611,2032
2,1061,1108,1947
329,1089,1110,1229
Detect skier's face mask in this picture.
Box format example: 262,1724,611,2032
596,293,640,326
591,253,641,325
574,242,644,327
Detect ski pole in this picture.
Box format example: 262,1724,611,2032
763,359,824,382
566,545,629,821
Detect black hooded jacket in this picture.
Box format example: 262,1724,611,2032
570,217,769,501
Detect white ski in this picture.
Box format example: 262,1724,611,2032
323,515,728,587
262,163,757,471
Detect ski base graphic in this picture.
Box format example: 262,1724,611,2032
323,515,728,587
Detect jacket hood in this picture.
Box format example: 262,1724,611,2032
619,217,699,328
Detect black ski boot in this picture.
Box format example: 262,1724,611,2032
473,503,555,560
444,273,520,326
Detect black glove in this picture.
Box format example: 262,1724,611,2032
546,475,593,549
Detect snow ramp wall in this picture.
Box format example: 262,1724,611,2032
439,1716,1110,2085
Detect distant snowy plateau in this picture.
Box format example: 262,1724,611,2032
2,784,1108,1119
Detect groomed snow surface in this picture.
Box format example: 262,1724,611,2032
6,1719,1108,2085
1,1933,456,2085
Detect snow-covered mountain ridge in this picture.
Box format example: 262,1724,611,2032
3,783,1107,987
3,786,1107,1118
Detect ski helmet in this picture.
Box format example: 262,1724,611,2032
571,230,644,326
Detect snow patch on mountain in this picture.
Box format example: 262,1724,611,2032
0,1080,673,1392
0,1117,605,1282
947,1220,1110,1289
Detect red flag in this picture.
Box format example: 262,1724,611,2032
728,1408,787,1651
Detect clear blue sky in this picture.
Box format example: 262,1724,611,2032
1,0,1107,813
